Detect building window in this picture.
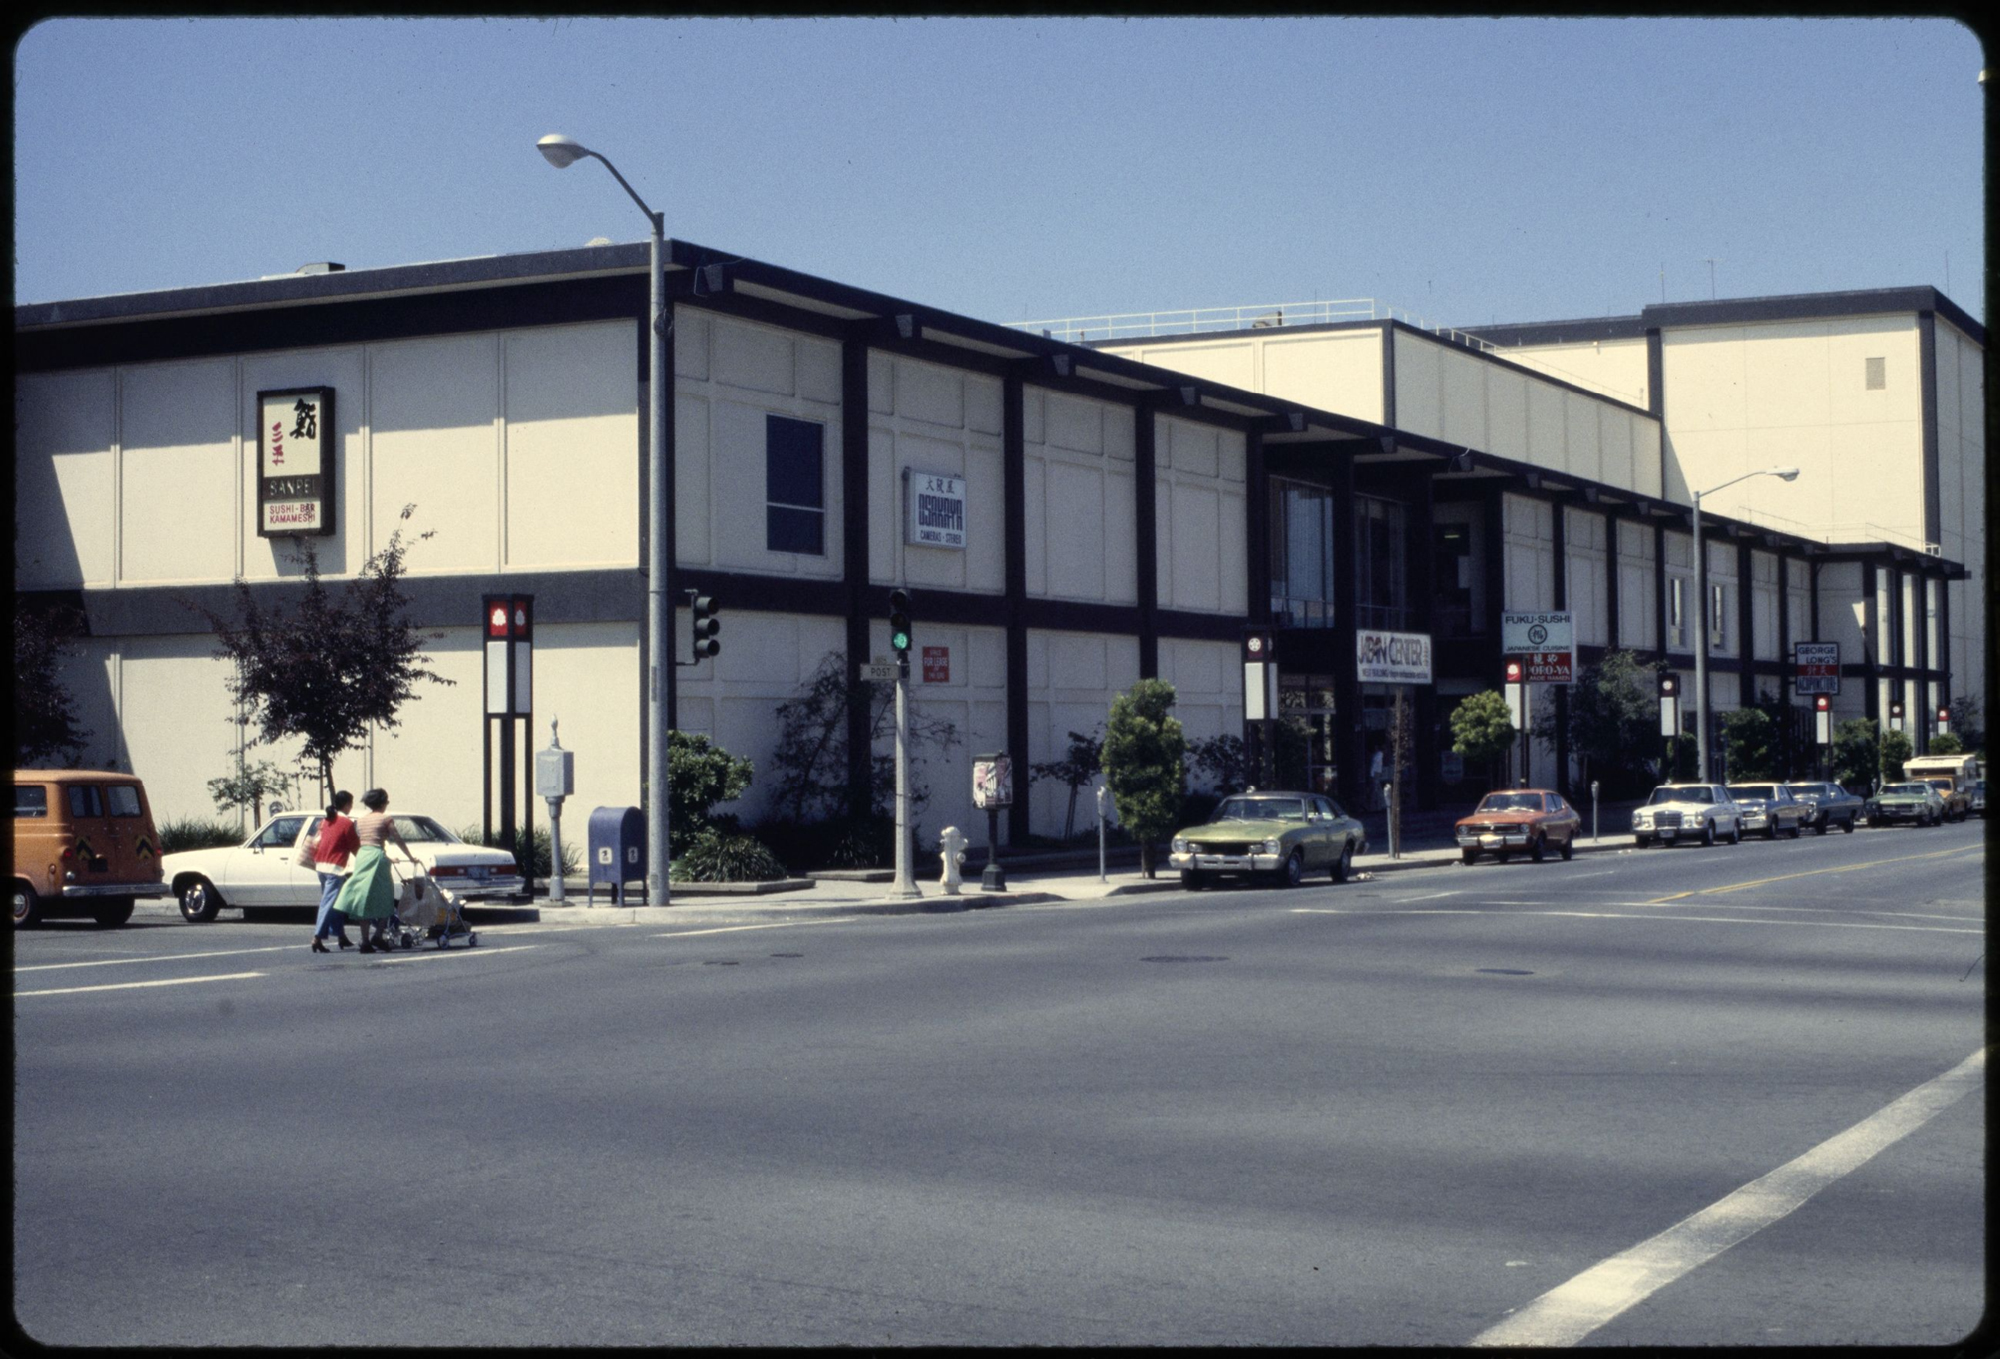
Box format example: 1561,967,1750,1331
1709,582,1730,651
1354,496,1408,632
1865,356,1886,391
1668,576,1686,649
1270,477,1336,628
766,415,825,556
1431,522,1477,639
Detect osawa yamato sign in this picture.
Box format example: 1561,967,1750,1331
257,387,335,537
1356,629,1433,684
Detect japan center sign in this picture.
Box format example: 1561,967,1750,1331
257,388,335,537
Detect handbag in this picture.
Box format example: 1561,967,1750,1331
293,827,320,870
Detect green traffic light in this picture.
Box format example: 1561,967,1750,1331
892,629,910,652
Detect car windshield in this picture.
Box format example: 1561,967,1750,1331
1727,785,1777,801
1475,793,1542,812
1648,786,1712,805
1214,797,1307,821
1880,784,1927,796
1787,784,1830,798
303,813,462,844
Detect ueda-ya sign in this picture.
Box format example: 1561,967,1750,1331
257,387,335,537
1355,629,1432,684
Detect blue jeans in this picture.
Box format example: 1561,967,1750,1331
314,871,350,940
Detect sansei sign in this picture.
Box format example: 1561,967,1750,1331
257,387,335,538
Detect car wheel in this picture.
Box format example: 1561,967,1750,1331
1700,820,1715,847
178,877,222,923
1529,834,1546,863
1764,822,1779,840
1461,848,1479,866
12,882,43,929
1785,821,1802,839
1634,834,1651,848
1179,870,1206,891
1728,820,1741,844
91,897,135,927
1841,816,1855,833
1814,817,1829,835
1497,850,1512,863
1332,841,1355,883
1277,850,1304,889
1559,834,1573,861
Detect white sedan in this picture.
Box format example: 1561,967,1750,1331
163,812,526,923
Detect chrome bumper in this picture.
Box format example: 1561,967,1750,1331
1169,852,1280,873
60,882,172,899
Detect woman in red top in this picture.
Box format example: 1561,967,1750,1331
310,791,361,952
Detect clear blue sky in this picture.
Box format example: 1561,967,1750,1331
13,16,1987,327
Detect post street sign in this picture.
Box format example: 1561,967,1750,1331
1794,641,1840,695
859,663,900,682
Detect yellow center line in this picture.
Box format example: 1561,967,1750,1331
1645,845,1982,903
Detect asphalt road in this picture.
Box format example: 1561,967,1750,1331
11,820,1987,1346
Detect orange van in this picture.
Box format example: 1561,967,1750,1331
11,770,171,927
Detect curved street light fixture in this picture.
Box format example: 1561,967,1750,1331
537,134,672,906
1692,466,1800,781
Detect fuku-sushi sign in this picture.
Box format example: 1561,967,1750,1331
257,387,335,537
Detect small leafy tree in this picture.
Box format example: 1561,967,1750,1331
12,598,90,766
1878,727,1913,785
1101,679,1186,878
1186,732,1253,795
1450,690,1517,787
1830,717,1878,792
667,730,754,856
1928,731,1965,756
1945,696,1985,754
1029,727,1104,841
1535,650,1661,793
207,759,293,828
1719,708,1778,780
191,506,452,801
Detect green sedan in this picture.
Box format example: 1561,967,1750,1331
1169,790,1368,890
1864,782,1949,827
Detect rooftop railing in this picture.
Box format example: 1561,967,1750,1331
1008,299,1497,352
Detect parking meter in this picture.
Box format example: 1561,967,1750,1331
536,719,574,902
1096,784,1110,883
1590,779,1600,845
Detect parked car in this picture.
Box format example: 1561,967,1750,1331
1966,779,1986,818
12,769,173,928
1781,782,1862,834
1864,782,1949,828
1725,783,1811,839
163,811,525,922
1169,790,1367,889
1453,788,1581,864
1630,784,1743,847
1910,777,1970,823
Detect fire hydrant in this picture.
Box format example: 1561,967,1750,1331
938,826,968,895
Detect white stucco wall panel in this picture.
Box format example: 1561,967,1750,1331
1615,520,1657,651
1025,629,1139,840
117,359,238,587
503,323,639,572
1484,366,1531,463
369,333,502,576
16,369,119,589
1261,330,1386,423
1497,338,1650,409
1437,345,1488,451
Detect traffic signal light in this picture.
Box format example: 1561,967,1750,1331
889,589,913,658
1242,630,1274,663
1658,671,1679,699
1814,695,1831,713
689,594,720,660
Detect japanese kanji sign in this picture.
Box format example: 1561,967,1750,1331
257,387,335,537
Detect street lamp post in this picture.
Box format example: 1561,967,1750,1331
1691,466,1800,781
538,134,671,905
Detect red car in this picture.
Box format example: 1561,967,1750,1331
1454,789,1581,864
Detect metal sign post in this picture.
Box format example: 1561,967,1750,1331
535,719,574,903
891,662,919,899
973,753,1013,891
1096,784,1109,883
1590,778,1600,845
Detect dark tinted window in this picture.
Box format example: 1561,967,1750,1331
67,785,103,818
766,416,825,555
105,785,143,817
14,786,49,818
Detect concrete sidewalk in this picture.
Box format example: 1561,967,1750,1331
474,834,1636,929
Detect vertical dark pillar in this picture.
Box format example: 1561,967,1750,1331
1246,431,1271,626
1004,375,1030,846
1913,570,1930,753
1332,450,1360,809
1737,541,1755,710
1778,551,1794,772
1938,570,1952,720
1654,523,1669,658
1135,407,1159,679
1411,466,1438,810
1604,511,1622,655
1551,501,1569,797
1863,562,1880,722
662,304,677,736
841,337,873,819
1483,490,1508,643
1919,313,1940,548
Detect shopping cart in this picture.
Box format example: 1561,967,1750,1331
389,871,479,949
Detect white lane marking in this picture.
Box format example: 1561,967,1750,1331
16,971,266,998
1291,908,1981,935
374,944,541,964
1400,891,1462,902
16,944,301,973
1471,1046,1986,1347
652,918,856,939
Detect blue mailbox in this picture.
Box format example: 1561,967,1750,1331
586,805,646,905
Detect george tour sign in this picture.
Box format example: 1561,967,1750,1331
1794,641,1840,695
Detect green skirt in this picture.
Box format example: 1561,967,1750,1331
333,845,397,922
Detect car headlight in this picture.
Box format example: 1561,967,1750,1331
1171,838,1189,854
1263,838,1282,854
1632,812,1651,827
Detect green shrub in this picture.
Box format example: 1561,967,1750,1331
158,816,245,854
670,828,788,883
458,824,580,880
